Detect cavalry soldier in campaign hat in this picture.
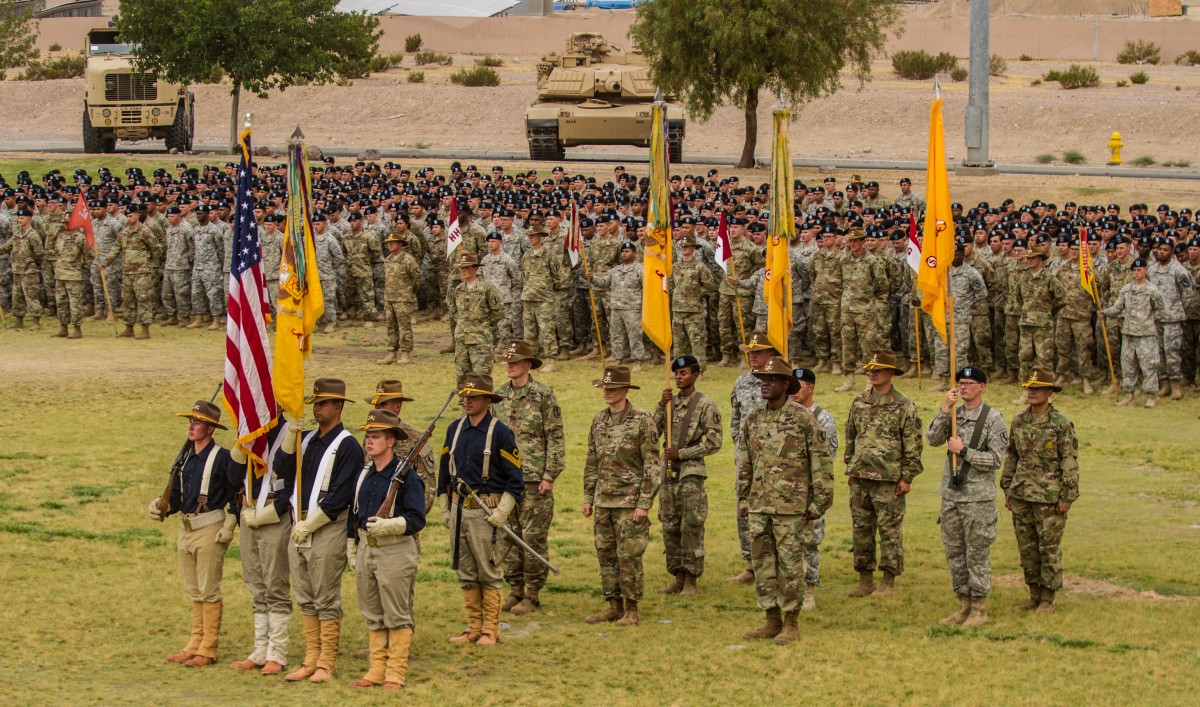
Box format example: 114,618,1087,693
147,400,241,667
367,380,437,525
728,330,777,582
438,373,524,645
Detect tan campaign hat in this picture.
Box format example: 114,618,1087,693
1021,367,1062,392
458,373,504,402
738,330,778,353
303,378,356,404
175,399,228,430
592,365,640,390
862,349,905,375
752,355,801,395
501,339,542,370
366,379,414,405
358,409,409,438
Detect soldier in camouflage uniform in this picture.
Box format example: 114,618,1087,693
809,229,844,373
479,233,523,350
39,199,66,317
378,233,421,365
738,356,833,644
1147,239,1195,400
161,207,193,326
1053,242,1098,393
961,240,997,372
1101,258,1165,407
1001,369,1080,614
589,241,644,367
836,230,890,392
1000,239,1028,383
789,367,837,612
188,206,225,329
342,213,380,326
0,208,11,311
51,220,93,338
1097,236,1135,379
582,216,621,360
422,217,449,320
521,227,567,369
718,219,763,365
259,215,283,317
102,206,163,339
669,236,717,368
844,349,923,597
0,209,44,329
583,365,661,627
447,253,504,386
367,380,437,534
312,214,346,334
1182,240,1200,390
728,331,777,582
492,340,566,614
1014,248,1064,383
652,355,722,597
926,367,1008,628
89,201,123,319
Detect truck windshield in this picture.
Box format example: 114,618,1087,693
89,42,136,56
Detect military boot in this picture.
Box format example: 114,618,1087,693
743,608,783,640
1082,377,1094,395
321,322,335,335
185,315,204,329
1037,588,1056,614
510,588,540,615
557,350,572,361
52,324,69,338
377,351,397,366
8,316,24,329
801,584,817,612
449,589,484,643
118,324,135,338
679,573,698,598
1115,392,1135,407
932,376,949,392
729,563,754,584
308,619,341,681
657,574,684,595
938,595,971,625
29,317,40,331
540,361,556,373
581,348,600,361
1145,395,1157,409
89,309,106,321
1053,375,1068,389
614,600,640,626
1170,382,1184,400
834,374,856,393
875,572,896,597
774,611,800,644
585,598,623,624
438,340,455,354
502,586,525,612
208,315,225,331
165,315,178,326
84,303,95,317
813,358,828,373
135,325,151,340
1011,390,1027,405
69,325,82,339
1017,584,1041,611
397,352,411,364
961,597,989,627
475,588,503,645
721,354,737,367
847,571,876,598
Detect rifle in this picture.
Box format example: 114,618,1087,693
156,383,223,520
375,391,456,519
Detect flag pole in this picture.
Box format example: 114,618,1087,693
577,204,605,363
946,276,958,473
98,262,118,336
728,256,750,368
913,270,921,388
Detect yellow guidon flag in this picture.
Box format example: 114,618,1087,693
766,107,794,360
918,91,955,341
642,100,672,355
273,129,325,421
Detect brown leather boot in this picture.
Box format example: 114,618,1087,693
939,595,971,625
657,573,684,595
502,586,525,612
1017,583,1041,611
614,599,640,626
961,597,989,627
847,571,876,598
69,325,82,339
118,324,134,338
1037,588,1056,614
834,374,856,393
475,588,503,644
382,627,412,690
743,608,783,640
52,324,68,338
350,629,388,687
186,315,204,329
1170,382,1184,400
510,587,540,615
377,351,397,365
679,573,698,598
285,614,321,680
308,619,341,681
874,572,896,597
585,598,624,624
135,324,151,340
185,601,223,667
801,584,817,612
449,588,484,643
730,564,754,584
774,611,800,644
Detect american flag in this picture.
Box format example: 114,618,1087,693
223,126,277,478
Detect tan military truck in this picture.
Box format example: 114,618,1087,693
525,32,684,162
82,27,194,153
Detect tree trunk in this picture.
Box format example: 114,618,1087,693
737,86,760,168
228,82,241,154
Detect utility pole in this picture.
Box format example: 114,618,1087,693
963,0,995,172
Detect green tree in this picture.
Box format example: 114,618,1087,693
116,0,381,152
0,0,39,73
630,0,902,167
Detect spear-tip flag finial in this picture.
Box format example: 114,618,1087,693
289,125,305,144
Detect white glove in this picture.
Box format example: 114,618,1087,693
281,430,298,455
291,508,331,545
439,494,452,529
148,498,164,522
240,507,257,528
215,513,239,544
366,515,407,538
230,446,248,464
486,492,518,529
253,504,280,528
346,538,357,571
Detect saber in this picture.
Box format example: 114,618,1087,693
455,478,559,576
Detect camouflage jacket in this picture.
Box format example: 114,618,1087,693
39,213,65,262
948,262,987,316
719,238,763,296
54,229,92,281
1014,266,1064,327
1000,404,1080,507
192,223,225,273
592,261,642,310
383,251,421,307
798,401,838,457
1185,261,1200,320
313,231,345,281
342,228,380,278
1103,279,1164,337
583,403,661,510
844,386,923,483
260,228,283,275
520,244,568,302
668,257,716,313
586,235,622,280
839,250,890,315
449,278,504,344
1054,260,1096,321
1146,258,1194,323
103,223,161,274
397,418,437,514
493,377,566,484
1098,256,1134,312
926,403,1008,502
449,223,489,285
0,225,42,274
651,390,723,480
93,216,122,258
729,371,763,448
963,253,999,315
737,402,834,517
809,248,844,307
163,223,195,272
480,251,523,303
789,243,813,303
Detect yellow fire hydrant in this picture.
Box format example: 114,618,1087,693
1107,131,1123,165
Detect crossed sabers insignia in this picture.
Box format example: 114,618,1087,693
603,371,613,383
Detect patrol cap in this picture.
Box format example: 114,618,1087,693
792,367,816,385
955,367,987,384
671,355,701,373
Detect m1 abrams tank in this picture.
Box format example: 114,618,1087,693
526,32,684,162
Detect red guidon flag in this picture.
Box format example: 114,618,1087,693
714,211,732,273
66,193,95,249
445,198,462,258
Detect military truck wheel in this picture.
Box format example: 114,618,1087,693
528,125,564,161
667,129,683,164
82,110,104,154
166,100,190,152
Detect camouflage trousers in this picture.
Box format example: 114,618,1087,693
1008,498,1067,591
41,259,56,311
805,515,825,586
705,294,720,355
811,302,841,363
842,310,882,371
427,267,447,314
991,308,1008,371
121,272,157,326
939,498,997,598
191,269,224,317
970,311,994,370
523,299,558,358
317,277,338,326
1055,318,1096,381
927,312,971,378
372,262,385,311
1156,321,1183,381
554,288,574,350
55,279,87,326
890,298,909,356
385,302,415,353
162,269,191,319
454,341,493,387
502,482,555,593
1018,324,1055,379
335,265,348,311
849,478,907,576
1183,319,1200,383
671,311,708,369
609,308,645,362
348,273,377,319
266,282,279,318
1120,334,1160,393
592,506,648,602
1004,313,1022,372
9,272,42,318
572,287,593,347
658,475,707,577
748,512,811,613
494,301,520,347
790,299,811,358
733,449,752,563
718,293,754,355
90,259,122,310
0,257,10,309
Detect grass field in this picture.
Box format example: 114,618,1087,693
2,313,1199,706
